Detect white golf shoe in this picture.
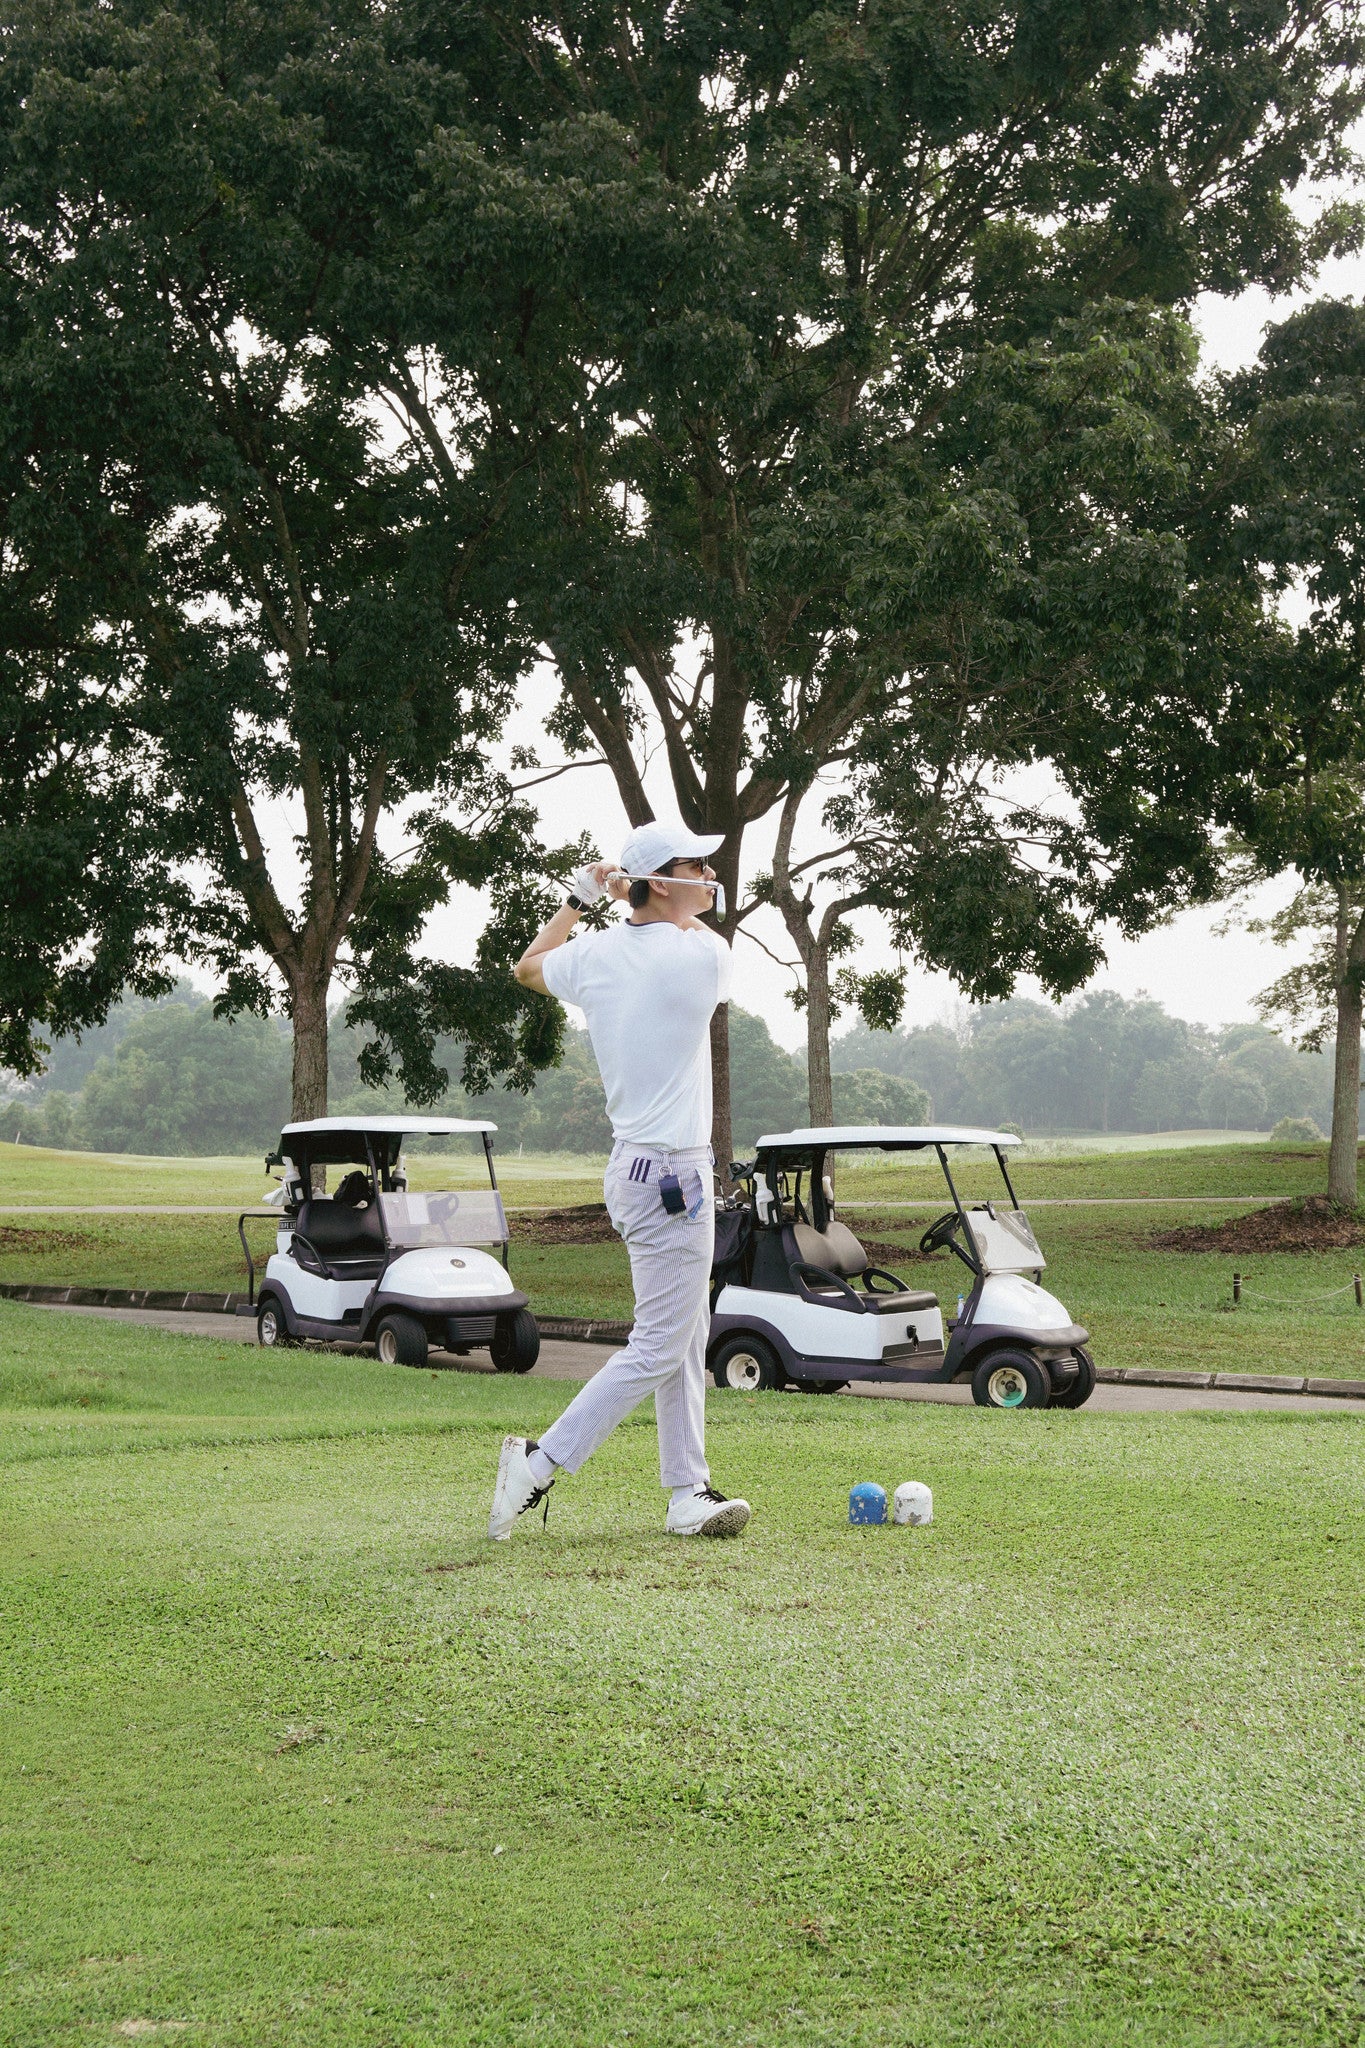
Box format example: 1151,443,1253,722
488,1435,554,1541
665,1484,751,1539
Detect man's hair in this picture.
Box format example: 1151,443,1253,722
628,856,679,911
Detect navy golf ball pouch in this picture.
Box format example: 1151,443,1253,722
658,1167,708,1220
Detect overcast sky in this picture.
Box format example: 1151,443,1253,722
225,202,1365,1057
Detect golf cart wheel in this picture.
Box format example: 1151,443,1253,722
491,1308,540,1375
711,1333,784,1392
1049,1346,1097,1409
256,1297,294,1349
971,1347,1051,1411
375,1312,429,1368
801,1378,849,1395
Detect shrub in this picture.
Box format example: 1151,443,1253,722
1269,1114,1324,1144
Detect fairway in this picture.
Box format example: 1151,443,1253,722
2,1304,1363,2047
4,1194,1364,1380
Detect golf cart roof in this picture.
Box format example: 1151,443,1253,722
755,1125,1021,1151
280,1117,495,1139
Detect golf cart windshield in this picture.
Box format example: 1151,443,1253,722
964,1205,1043,1274
746,1125,1044,1277
377,1189,508,1249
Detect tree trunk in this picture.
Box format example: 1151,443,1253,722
806,943,834,1128
710,1002,733,1172
708,831,743,1170
290,971,330,1124
1328,890,1365,1208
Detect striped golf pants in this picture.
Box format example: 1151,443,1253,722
537,1141,714,1490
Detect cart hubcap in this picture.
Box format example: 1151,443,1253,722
377,1329,397,1363
987,1364,1028,1407
261,1311,278,1343
726,1351,764,1390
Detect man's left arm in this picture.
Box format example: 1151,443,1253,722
513,862,626,995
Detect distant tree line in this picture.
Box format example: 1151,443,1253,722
0,986,926,1157
1,985,1338,1157
833,991,1340,1137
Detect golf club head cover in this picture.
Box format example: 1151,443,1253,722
893,1481,933,1526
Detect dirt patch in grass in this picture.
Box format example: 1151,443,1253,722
1148,1195,1365,1254
514,1202,618,1247
513,1203,937,1272
0,1223,95,1254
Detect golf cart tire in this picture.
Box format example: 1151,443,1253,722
375,1312,429,1368
491,1308,540,1374
256,1296,294,1349
711,1333,785,1392
971,1346,1051,1410
1049,1346,1097,1409
800,1377,849,1395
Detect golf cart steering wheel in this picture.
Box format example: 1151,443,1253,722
918,1210,963,1255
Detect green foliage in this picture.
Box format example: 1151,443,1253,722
832,1067,931,1128
0,0,562,1109
489,0,1365,1160
75,1004,290,1158
1271,1114,1326,1143
834,990,1335,1134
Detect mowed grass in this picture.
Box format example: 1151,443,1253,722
0,1144,606,1211
3,1199,1363,1378
1,1143,1360,1377
0,1138,1346,1214
2,1301,1364,2047
834,1140,1343,1205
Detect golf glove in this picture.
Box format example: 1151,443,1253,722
568,863,608,906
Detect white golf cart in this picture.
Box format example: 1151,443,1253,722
239,1117,539,1372
708,1126,1095,1409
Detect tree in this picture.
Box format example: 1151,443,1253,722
458,0,1365,1160
1129,1054,1208,1133
77,997,292,1156
756,303,1230,1125
1198,1061,1268,1132
0,265,176,1077
1223,300,1365,1202
0,1,561,1121
833,1068,930,1127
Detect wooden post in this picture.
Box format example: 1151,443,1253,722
1355,1273,1362,1309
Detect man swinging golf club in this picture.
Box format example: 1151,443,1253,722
488,821,751,1542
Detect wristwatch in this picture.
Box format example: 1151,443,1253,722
566,893,588,912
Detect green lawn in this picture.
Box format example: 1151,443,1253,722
1,1302,1363,2046
0,1137,1348,1213
0,1144,607,1211
3,1200,1363,1378
834,1140,1342,1204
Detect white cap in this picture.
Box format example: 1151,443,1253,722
618,820,724,878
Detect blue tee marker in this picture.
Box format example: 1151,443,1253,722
849,1482,887,1524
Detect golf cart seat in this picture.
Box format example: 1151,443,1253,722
787,1220,938,1315
292,1197,386,1279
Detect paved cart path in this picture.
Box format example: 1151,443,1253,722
19,1301,1365,1416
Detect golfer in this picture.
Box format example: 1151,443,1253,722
488,821,751,1541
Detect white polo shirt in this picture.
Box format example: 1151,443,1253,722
540,921,734,1150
